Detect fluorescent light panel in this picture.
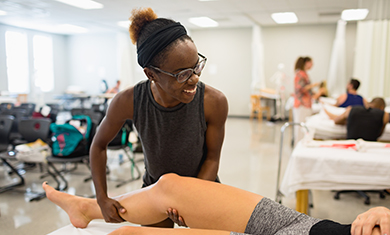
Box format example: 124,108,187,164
57,24,88,33
341,9,369,21
189,17,218,27
0,10,7,16
117,21,130,28
54,0,103,9
271,12,298,24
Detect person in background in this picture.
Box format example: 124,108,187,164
325,97,389,141
43,174,390,235
106,80,121,94
293,56,320,141
312,80,328,101
335,78,367,108
89,7,228,228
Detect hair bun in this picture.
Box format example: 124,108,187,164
129,8,158,44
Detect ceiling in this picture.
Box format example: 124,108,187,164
0,0,389,35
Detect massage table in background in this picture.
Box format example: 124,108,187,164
280,139,390,214
305,104,390,141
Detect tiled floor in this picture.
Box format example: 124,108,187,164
1,117,390,234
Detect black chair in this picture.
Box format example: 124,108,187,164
107,120,141,187
19,103,36,117
334,189,386,205
0,115,25,193
0,103,14,112
3,109,28,144
71,108,103,124
17,118,52,143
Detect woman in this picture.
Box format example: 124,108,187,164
293,56,319,142
89,8,228,227
43,174,389,235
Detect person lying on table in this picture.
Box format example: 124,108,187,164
325,97,389,141
43,173,389,235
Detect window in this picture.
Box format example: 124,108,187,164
5,31,29,93
33,35,54,92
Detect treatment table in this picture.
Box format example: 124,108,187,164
280,140,390,214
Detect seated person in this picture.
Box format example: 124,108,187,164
335,78,367,107
325,97,390,141
43,173,389,235
313,81,329,101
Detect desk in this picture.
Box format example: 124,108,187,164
280,140,390,214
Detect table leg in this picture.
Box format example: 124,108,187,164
296,190,309,214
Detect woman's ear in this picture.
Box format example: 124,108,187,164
144,67,157,82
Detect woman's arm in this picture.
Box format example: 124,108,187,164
197,85,228,181
90,87,135,223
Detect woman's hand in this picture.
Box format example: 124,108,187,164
167,208,187,227
351,207,390,235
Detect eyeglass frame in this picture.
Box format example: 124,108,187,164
149,53,207,83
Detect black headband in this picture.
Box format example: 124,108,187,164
137,22,187,68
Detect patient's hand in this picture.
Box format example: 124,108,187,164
351,206,390,235
167,208,187,227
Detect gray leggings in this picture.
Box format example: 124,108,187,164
230,198,320,235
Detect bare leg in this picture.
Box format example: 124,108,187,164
43,173,262,233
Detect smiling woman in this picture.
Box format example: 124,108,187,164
89,7,228,229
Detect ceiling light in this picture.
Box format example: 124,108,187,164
271,12,298,24
54,0,103,10
57,24,88,33
341,9,369,21
189,17,218,27
117,21,130,28
0,10,7,16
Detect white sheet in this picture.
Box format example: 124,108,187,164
280,140,390,197
48,220,137,235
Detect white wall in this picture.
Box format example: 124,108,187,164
191,27,253,117
68,33,119,95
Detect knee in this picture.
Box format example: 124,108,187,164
157,173,180,186
155,173,181,193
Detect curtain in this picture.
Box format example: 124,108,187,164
116,32,135,88
353,20,390,98
327,20,347,98
251,24,266,93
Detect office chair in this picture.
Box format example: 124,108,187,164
19,103,36,117
17,118,52,143
0,115,25,193
334,189,386,205
0,103,14,112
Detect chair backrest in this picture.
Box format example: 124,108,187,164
20,103,36,117
0,103,14,112
0,115,14,151
18,118,52,142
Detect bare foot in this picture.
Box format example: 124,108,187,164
42,182,94,228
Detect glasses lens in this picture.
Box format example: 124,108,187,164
194,59,205,74
177,69,193,83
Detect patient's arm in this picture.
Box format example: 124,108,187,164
325,107,351,125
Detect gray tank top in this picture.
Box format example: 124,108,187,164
133,80,207,185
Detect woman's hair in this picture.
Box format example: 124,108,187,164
295,56,312,71
129,8,192,67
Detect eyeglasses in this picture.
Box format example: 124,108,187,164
149,53,207,83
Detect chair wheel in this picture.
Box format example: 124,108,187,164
380,193,386,199
364,198,370,205
334,194,340,200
